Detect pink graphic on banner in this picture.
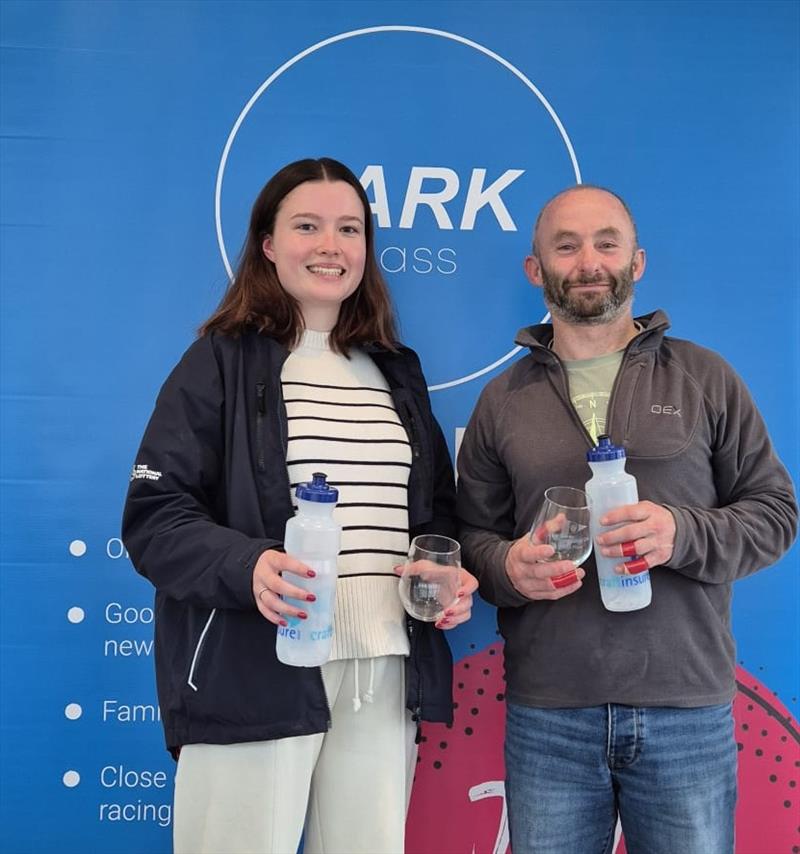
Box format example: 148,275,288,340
729,668,800,854
407,643,508,854
407,645,800,854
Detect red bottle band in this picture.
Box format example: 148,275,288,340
623,557,649,575
552,570,579,589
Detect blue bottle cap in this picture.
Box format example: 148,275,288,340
586,434,627,462
295,472,339,503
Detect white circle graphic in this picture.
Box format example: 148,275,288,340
64,703,82,720
215,26,579,390
67,607,85,624
62,770,80,788
68,539,86,557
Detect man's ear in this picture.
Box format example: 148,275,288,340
632,247,646,282
524,254,544,287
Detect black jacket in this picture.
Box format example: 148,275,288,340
122,330,456,752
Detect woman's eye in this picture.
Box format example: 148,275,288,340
296,222,315,232
341,225,361,235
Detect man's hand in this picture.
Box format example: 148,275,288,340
596,501,676,574
505,536,585,600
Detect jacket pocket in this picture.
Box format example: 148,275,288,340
187,609,217,692
622,361,703,459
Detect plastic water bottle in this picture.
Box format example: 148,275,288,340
276,472,341,667
585,435,652,612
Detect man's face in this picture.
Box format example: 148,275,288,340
525,188,645,325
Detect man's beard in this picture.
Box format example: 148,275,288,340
541,259,636,325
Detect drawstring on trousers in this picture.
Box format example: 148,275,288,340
364,658,375,704
351,659,377,712
352,661,361,712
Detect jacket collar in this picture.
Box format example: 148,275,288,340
514,309,671,363
361,340,413,356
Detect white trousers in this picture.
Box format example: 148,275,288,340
173,655,417,854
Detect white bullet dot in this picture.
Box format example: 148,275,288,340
69,540,87,557
67,607,85,624
64,703,82,720
62,770,80,788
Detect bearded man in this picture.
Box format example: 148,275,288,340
456,185,797,854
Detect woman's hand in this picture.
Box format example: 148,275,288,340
252,549,316,627
434,567,479,630
393,562,479,630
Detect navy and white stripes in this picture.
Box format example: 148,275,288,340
281,330,411,661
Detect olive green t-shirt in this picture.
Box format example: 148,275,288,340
562,350,624,443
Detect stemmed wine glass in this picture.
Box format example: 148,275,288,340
398,534,461,622
529,487,592,576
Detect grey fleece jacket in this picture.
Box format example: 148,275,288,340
457,310,797,708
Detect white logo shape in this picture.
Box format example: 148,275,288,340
130,464,162,482
214,26,580,390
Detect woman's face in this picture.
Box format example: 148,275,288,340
262,180,367,331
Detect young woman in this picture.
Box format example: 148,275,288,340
122,157,477,854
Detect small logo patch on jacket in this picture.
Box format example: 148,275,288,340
650,404,682,417
130,464,162,482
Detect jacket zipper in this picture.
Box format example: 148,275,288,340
256,382,266,472
275,385,293,501
316,667,332,730
401,402,421,460
187,609,217,692
608,338,646,445
552,359,595,448
408,617,423,725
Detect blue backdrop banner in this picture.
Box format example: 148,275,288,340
1,2,798,852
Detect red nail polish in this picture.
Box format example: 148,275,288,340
306,593,316,602
279,619,288,627
306,569,316,578
298,611,308,620
444,609,454,617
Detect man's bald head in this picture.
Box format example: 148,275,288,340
532,185,639,256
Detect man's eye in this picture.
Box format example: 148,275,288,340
599,242,618,250
556,244,575,252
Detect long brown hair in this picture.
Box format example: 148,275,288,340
200,158,398,354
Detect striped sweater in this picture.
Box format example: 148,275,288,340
282,330,411,661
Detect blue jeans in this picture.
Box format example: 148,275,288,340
504,702,737,854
